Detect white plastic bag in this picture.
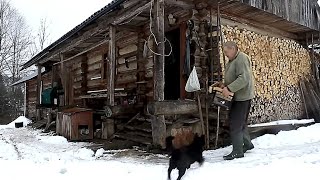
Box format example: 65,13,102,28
185,66,200,92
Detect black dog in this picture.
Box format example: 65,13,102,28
166,134,205,180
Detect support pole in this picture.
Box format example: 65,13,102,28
36,64,42,121
152,0,166,148
108,25,116,106
215,106,221,148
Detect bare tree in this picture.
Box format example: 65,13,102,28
0,0,14,72
38,17,51,50
30,17,51,57
0,0,32,120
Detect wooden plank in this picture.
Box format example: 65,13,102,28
152,0,166,148
112,1,151,25
108,25,116,106
36,64,42,121
165,0,193,9
180,22,187,99
53,40,108,66
147,100,198,115
36,65,42,105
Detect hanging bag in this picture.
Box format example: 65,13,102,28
185,66,201,92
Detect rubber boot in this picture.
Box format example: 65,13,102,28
243,126,254,153
223,133,244,160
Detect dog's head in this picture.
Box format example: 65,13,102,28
165,136,175,151
192,133,206,150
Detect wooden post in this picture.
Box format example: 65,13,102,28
24,82,27,117
60,54,67,106
136,30,146,104
101,119,115,139
108,25,116,106
152,0,166,148
36,64,42,121
180,22,187,99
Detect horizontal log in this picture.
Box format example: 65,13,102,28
118,56,137,65
119,44,137,56
100,105,143,118
116,73,137,85
88,62,101,71
117,61,137,73
117,35,138,49
88,54,103,65
147,100,198,115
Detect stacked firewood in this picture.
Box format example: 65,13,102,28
220,25,312,123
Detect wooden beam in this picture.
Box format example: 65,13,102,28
147,100,198,115
60,54,68,106
108,25,116,106
136,30,147,104
152,0,166,149
112,1,151,25
36,64,42,121
53,39,109,66
180,22,187,99
39,26,108,65
165,0,194,9
36,65,42,105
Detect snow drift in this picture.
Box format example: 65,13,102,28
0,116,31,129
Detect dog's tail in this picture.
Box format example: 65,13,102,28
165,136,175,152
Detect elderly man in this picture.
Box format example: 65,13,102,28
221,41,255,160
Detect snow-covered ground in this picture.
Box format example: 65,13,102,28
1,117,320,180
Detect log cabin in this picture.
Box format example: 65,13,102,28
14,0,320,149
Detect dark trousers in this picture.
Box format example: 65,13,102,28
229,100,252,152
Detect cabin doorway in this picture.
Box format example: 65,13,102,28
164,28,181,100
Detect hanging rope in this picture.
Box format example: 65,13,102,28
146,0,173,57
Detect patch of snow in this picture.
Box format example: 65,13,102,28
253,123,320,148
0,138,19,160
0,116,32,129
95,148,105,158
1,120,320,179
249,119,314,127
38,135,69,144
72,148,95,160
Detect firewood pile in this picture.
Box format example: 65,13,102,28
220,25,312,123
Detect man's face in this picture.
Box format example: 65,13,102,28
223,46,237,60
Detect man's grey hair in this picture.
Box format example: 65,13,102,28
224,41,238,51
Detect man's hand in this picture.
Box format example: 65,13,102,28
222,87,232,97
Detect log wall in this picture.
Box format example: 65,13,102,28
26,72,52,120
220,25,312,123
26,78,37,119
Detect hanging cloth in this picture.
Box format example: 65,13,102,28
183,34,191,76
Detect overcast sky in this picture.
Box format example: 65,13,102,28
10,0,320,46
10,0,113,46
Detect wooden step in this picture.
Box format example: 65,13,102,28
114,134,152,145
124,124,152,133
